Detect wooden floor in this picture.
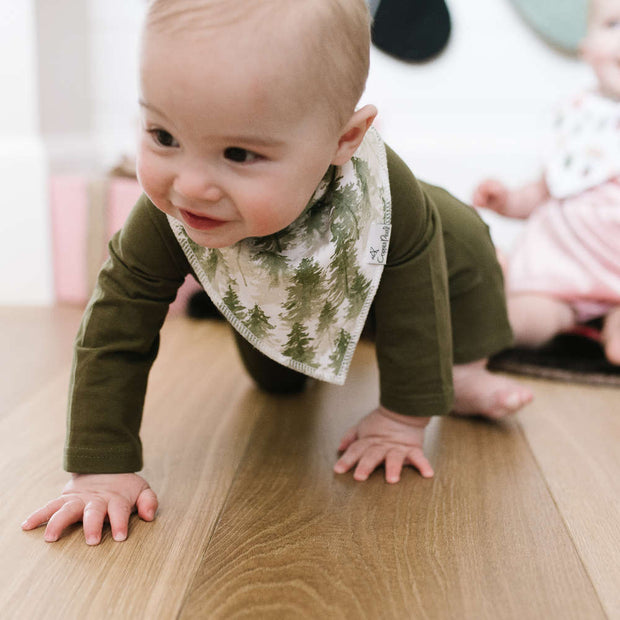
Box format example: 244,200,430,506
2,306,619,619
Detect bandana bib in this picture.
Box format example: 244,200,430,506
545,91,620,199
168,127,391,385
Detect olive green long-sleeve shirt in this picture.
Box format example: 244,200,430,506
64,146,511,473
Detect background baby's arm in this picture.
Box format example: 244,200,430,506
22,473,158,545
334,407,433,483
473,176,549,218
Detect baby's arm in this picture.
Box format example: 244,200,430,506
22,473,157,545
23,198,190,544
473,176,549,219
334,407,433,483
338,148,454,483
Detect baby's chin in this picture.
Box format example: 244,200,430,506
181,225,248,249
596,73,620,100
183,231,233,249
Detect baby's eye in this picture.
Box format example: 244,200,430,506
224,147,261,163
149,129,179,148
605,18,620,28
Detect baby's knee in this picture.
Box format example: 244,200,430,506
250,370,308,394
232,330,308,394
508,295,574,329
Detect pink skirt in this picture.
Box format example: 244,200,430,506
507,179,620,322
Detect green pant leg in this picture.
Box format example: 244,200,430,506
233,182,511,386
422,183,514,364
232,329,308,393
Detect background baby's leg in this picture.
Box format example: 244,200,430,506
508,294,574,347
601,306,620,365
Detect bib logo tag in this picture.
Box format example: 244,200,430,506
365,222,391,265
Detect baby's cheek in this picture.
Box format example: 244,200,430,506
136,157,155,193
137,161,168,208
243,199,284,235
260,203,307,236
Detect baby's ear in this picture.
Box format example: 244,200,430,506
332,105,378,166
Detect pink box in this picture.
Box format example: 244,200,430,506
50,176,91,304
106,177,143,238
50,175,200,314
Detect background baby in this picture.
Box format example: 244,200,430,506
474,0,620,364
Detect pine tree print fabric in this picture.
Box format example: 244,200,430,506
168,127,392,384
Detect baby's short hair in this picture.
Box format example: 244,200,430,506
145,0,371,130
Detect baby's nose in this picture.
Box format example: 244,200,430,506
174,170,223,202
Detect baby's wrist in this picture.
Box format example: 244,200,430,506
377,405,431,428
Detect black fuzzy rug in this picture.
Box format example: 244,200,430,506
488,325,620,387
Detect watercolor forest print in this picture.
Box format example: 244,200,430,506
169,128,389,382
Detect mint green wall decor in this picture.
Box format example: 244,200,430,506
508,0,588,54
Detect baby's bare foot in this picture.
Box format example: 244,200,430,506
603,338,620,365
452,360,533,419
601,308,620,365
605,343,620,365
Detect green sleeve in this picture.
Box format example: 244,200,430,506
373,146,454,417
64,195,191,473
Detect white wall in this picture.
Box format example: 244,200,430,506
0,0,51,304
88,0,145,169
36,0,145,173
0,0,590,304
362,0,591,249
0,0,146,305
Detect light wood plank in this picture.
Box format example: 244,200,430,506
0,305,82,415
2,319,263,619
518,378,620,619
2,312,616,619
181,342,605,620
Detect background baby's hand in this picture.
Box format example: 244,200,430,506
334,407,434,483
472,178,509,214
21,473,158,545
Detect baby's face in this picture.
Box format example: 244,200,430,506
137,24,343,248
581,0,620,99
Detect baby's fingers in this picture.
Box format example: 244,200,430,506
337,425,359,452
44,499,86,542
472,186,489,207
22,498,65,531
407,448,434,479
333,440,368,475
82,499,108,545
384,449,407,484
136,487,158,522
353,446,389,481
108,497,134,542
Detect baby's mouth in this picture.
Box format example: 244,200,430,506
180,209,226,231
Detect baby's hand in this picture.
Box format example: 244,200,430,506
21,473,158,545
472,179,509,214
334,407,434,483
